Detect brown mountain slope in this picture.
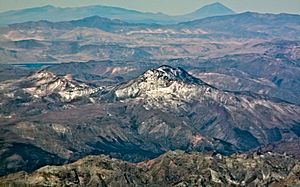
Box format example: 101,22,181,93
1,151,299,186
0,66,300,177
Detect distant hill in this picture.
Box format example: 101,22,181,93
0,3,236,25
179,2,235,20
8,16,143,33
176,12,300,39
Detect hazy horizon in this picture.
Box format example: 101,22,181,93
0,0,299,15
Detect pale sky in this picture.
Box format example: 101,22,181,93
0,0,299,15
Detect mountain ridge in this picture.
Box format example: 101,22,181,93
0,2,236,25
1,150,300,186
1,65,300,177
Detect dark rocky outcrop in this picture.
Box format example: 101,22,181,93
1,151,299,186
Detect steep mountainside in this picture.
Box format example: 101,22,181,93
1,151,299,186
0,66,300,176
110,66,300,150
186,52,300,105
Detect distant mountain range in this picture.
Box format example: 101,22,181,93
0,2,235,25
5,11,300,37
1,11,300,64
176,12,300,39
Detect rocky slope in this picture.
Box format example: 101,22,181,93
0,65,300,176
1,150,299,186
0,69,99,103
110,65,300,150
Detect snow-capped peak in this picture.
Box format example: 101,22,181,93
114,65,209,106
24,69,98,102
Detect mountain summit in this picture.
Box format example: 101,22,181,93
114,65,207,101
132,65,205,85
112,65,300,152
182,2,235,20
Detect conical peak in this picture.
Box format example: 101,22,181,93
142,65,204,85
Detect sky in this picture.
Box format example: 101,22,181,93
0,0,299,15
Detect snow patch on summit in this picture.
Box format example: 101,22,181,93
24,69,99,102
